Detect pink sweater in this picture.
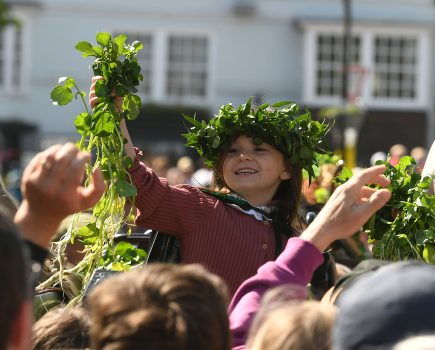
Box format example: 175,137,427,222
129,159,288,296
228,237,324,349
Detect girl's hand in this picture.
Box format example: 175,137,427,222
89,76,135,159
89,75,123,112
14,143,106,248
301,165,391,252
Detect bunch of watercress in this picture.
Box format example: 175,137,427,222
38,32,146,304
335,156,435,263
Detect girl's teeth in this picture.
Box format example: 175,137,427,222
236,169,257,174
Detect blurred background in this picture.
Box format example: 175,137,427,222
0,0,434,200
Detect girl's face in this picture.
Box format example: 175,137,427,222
222,135,291,206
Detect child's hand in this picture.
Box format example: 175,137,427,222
301,165,391,252
89,75,123,112
14,143,106,247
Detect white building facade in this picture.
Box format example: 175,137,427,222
3,0,435,166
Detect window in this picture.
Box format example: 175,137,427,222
166,36,208,98
373,36,417,99
0,25,23,92
303,25,429,108
112,31,212,104
316,34,361,97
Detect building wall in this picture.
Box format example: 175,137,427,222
3,0,435,161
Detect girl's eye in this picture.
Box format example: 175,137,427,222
227,148,238,154
254,147,266,152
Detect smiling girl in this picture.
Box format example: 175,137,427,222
90,78,330,295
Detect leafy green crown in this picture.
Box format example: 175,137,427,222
183,97,331,179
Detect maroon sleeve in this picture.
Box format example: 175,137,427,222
128,153,217,237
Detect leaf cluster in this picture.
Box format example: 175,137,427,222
337,156,435,263
43,32,146,304
100,241,146,271
183,97,332,180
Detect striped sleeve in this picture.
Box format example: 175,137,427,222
129,159,216,238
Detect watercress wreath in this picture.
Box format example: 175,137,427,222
183,97,332,180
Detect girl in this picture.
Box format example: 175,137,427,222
90,77,330,296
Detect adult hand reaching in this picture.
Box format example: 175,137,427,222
301,165,391,252
14,143,105,248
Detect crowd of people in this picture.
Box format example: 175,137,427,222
2,76,435,350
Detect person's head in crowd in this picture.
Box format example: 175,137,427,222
333,261,435,349
389,144,408,166
32,306,91,350
411,146,427,173
87,263,230,350
0,216,33,350
370,151,387,167
150,154,170,178
393,335,435,350
247,293,336,350
166,156,195,185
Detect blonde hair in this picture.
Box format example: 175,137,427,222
247,297,336,350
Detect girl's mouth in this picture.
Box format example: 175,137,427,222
235,168,258,175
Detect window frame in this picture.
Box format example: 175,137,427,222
111,28,214,107
0,21,27,95
303,23,430,110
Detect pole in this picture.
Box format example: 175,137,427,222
342,0,357,168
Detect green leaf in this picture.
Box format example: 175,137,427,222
58,76,75,89
74,112,92,135
110,262,126,271
114,180,137,197
300,145,313,160
115,241,135,257
333,166,353,184
130,40,143,53
95,80,109,98
77,223,100,245
122,156,133,169
96,32,111,46
423,244,435,263
122,95,140,120
75,41,93,53
93,111,115,137
272,100,293,108
91,46,103,56
113,34,127,54
241,97,252,118
51,85,73,106
183,114,203,128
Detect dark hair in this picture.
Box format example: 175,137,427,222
211,140,303,233
88,264,230,350
0,216,30,350
32,306,91,350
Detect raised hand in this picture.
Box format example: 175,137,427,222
89,76,135,159
89,75,123,111
301,165,391,252
14,143,105,247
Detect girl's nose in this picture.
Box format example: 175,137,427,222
239,152,252,161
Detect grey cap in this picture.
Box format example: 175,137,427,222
333,261,435,350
